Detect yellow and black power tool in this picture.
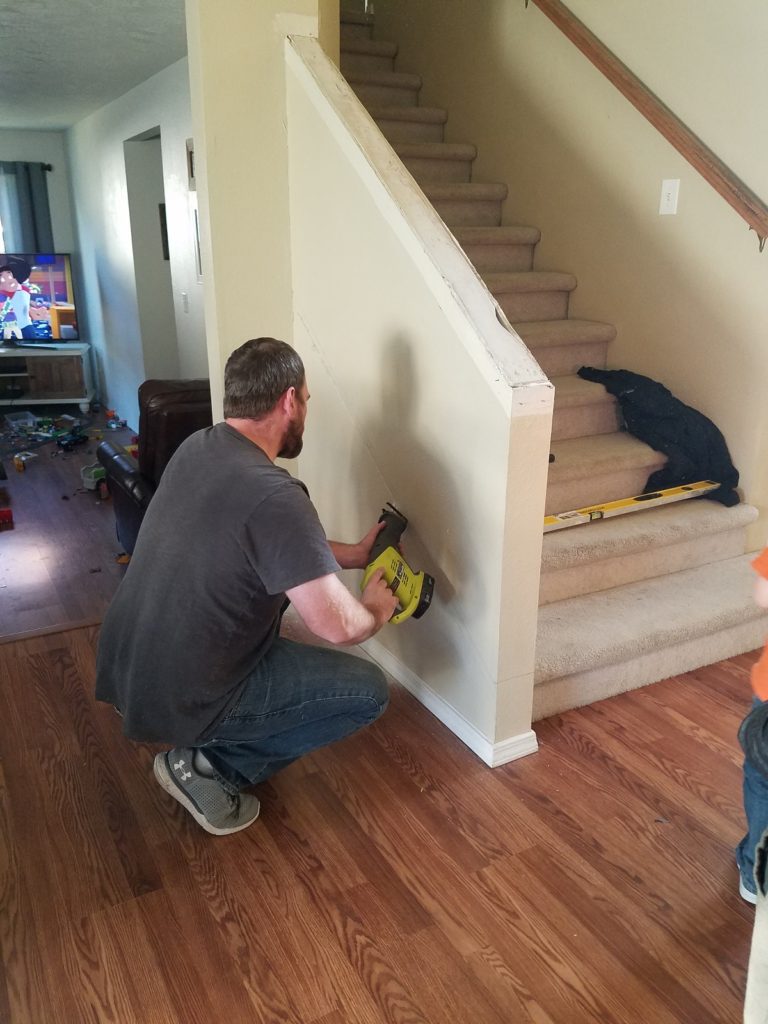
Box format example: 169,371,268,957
361,503,434,624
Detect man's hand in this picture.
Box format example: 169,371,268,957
361,567,399,627
329,521,386,570
286,569,397,645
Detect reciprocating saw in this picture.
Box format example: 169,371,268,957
361,503,434,624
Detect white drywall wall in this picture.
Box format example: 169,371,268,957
67,59,206,430
286,37,551,757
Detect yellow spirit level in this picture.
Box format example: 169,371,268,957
543,480,720,533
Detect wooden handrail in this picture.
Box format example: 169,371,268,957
527,0,768,250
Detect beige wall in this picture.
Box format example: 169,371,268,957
375,0,768,547
286,37,551,758
186,0,553,759
185,0,339,420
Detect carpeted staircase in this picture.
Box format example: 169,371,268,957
339,7,767,719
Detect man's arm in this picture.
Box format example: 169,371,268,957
286,568,398,645
328,521,385,571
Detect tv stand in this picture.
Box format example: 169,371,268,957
0,343,94,414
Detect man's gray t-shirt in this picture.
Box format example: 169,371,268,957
95,423,340,744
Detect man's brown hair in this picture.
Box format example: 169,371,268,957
223,338,305,420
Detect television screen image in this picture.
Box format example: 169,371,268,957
0,253,79,343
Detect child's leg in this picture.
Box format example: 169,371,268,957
738,699,768,898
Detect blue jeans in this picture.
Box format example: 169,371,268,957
738,698,768,896
196,637,389,793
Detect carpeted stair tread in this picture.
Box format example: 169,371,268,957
346,69,422,89
548,432,664,483
535,553,765,683
453,226,541,246
422,182,508,201
514,319,616,348
340,9,374,26
392,142,477,161
368,105,448,125
484,271,577,294
341,38,398,58
542,500,758,571
551,374,616,408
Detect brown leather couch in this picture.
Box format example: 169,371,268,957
97,379,212,553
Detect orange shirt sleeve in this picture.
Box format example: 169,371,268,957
752,547,768,580
752,650,768,701
752,547,768,699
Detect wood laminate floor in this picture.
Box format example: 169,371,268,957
0,625,758,1023
0,415,130,641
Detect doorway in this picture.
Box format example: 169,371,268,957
124,130,179,379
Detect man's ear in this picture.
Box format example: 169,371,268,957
277,386,296,417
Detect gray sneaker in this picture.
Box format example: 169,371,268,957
153,748,260,836
740,874,758,906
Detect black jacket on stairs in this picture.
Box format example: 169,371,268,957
577,366,740,507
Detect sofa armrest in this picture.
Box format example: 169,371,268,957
97,440,155,553
97,441,155,507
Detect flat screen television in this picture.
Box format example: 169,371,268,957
0,253,79,343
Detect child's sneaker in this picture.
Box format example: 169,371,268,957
741,872,761,905
153,748,260,835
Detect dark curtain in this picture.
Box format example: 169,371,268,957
0,162,54,252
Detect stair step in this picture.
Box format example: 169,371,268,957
452,225,541,272
540,500,758,604
340,8,374,24
348,69,422,107
550,374,619,441
514,319,615,377
340,9,374,40
393,142,477,183
341,42,397,76
422,181,508,227
370,105,449,143
546,432,666,516
533,553,768,719
484,271,576,323
341,38,398,58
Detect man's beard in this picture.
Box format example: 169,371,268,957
277,417,304,459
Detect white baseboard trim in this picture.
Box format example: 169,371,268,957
362,638,538,768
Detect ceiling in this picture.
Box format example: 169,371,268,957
0,0,187,131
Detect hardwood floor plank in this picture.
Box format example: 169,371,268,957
465,944,561,1024
261,785,432,1023
135,886,273,1023
287,770,434,935
499,722,745,929
316,746,673,1024
0,762,49,1024
0,418,130,643
88,895,188,1024
0,640,81,758
476,874,653,1022
337,703,531,864
351,886,511,1024
53,913,139,1024
6,746,134,919
517,841,738,1024
0,627,755,1023
568,702,743,844
53,635,163,898
153,830,309,1023
211,808,373,1022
